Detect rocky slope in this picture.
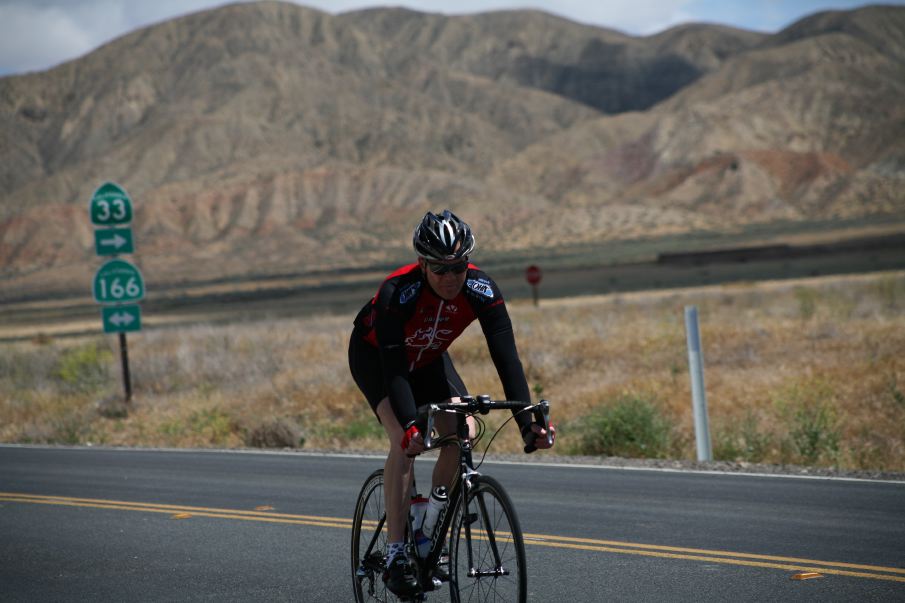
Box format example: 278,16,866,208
0,2,902,299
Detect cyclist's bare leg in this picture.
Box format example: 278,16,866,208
376,397,414,544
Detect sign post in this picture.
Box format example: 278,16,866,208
525,265,542,307
90,181,141,404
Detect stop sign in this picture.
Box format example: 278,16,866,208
525,265,542,285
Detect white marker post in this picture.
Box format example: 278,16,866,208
684,305,712,462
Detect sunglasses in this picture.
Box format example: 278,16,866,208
425,259,469,275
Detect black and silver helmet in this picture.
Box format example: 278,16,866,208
412,210,476,261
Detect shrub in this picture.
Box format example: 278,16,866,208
889,375,905,407
713,411,772,463
316,416,384,444
188,408,238,445
246,417,305,448
875,276,901,309
567,394,672,458
97,395,129,419
775,381,841,465
789,402,840,464
794,287,818,321
56,343,113,393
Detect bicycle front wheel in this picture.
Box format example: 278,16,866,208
352,469,400,603
449,475,527,603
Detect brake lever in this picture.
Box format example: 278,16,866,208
423,404,439,449
523,399,551,454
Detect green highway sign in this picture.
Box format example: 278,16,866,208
90,182,141,403
93,259,145,304
94,227,134,255
102,305,142,333
90,182,133,226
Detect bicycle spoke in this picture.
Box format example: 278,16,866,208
353,469,403,603
450,476,526,603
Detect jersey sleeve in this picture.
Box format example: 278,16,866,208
463,269,505,314
474,276,533,434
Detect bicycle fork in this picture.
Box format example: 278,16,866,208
458,442,510,580
462,489,510,578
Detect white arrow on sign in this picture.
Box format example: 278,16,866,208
109,311,135,327
99,233,128,249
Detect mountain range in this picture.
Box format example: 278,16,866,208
1,1,903,299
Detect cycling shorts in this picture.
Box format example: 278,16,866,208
348,333,468,420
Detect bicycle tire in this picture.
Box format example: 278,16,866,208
352,469,402,603
449,475,527,603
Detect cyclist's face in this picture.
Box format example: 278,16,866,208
420,257,468,300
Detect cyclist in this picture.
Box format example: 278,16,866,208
348,209,555,597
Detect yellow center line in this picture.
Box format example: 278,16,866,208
525,540,905,583
0,496,352,529
2,492,902,583
521,532,905,576
0,491,352,524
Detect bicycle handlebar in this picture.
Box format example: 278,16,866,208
418,395,552,454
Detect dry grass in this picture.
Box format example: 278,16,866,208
1,271,903,471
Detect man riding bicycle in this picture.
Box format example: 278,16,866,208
348,209,555,597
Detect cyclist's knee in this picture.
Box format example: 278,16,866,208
375,397,402,442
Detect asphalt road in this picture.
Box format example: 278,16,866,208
1,446,904,602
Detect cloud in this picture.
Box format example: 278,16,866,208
0,0,220,75
299,0,694,34
0,3,98,74
503,0,693,34
0,0,891,75
567,0,694,34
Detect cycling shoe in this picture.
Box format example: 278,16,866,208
384,554,419,597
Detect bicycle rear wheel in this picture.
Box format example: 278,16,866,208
352,469,401,603
449,475,527,603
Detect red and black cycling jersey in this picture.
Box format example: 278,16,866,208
353,263,532,430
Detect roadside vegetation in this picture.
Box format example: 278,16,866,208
1,271,903,473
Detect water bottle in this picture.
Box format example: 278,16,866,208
421,486,448,541
416,486,448,557
410,494,429,557
410,494,428,530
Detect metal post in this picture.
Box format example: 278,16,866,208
119,332,132,403
531,283,539,307
684,306,712,461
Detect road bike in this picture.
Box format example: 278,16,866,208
351,396,552,602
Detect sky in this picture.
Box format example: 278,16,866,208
0,0,899,76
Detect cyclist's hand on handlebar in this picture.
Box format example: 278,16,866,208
523,422,555,450
401,423,425,455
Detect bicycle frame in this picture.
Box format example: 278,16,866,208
412,396,550,592
403,405,472,593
